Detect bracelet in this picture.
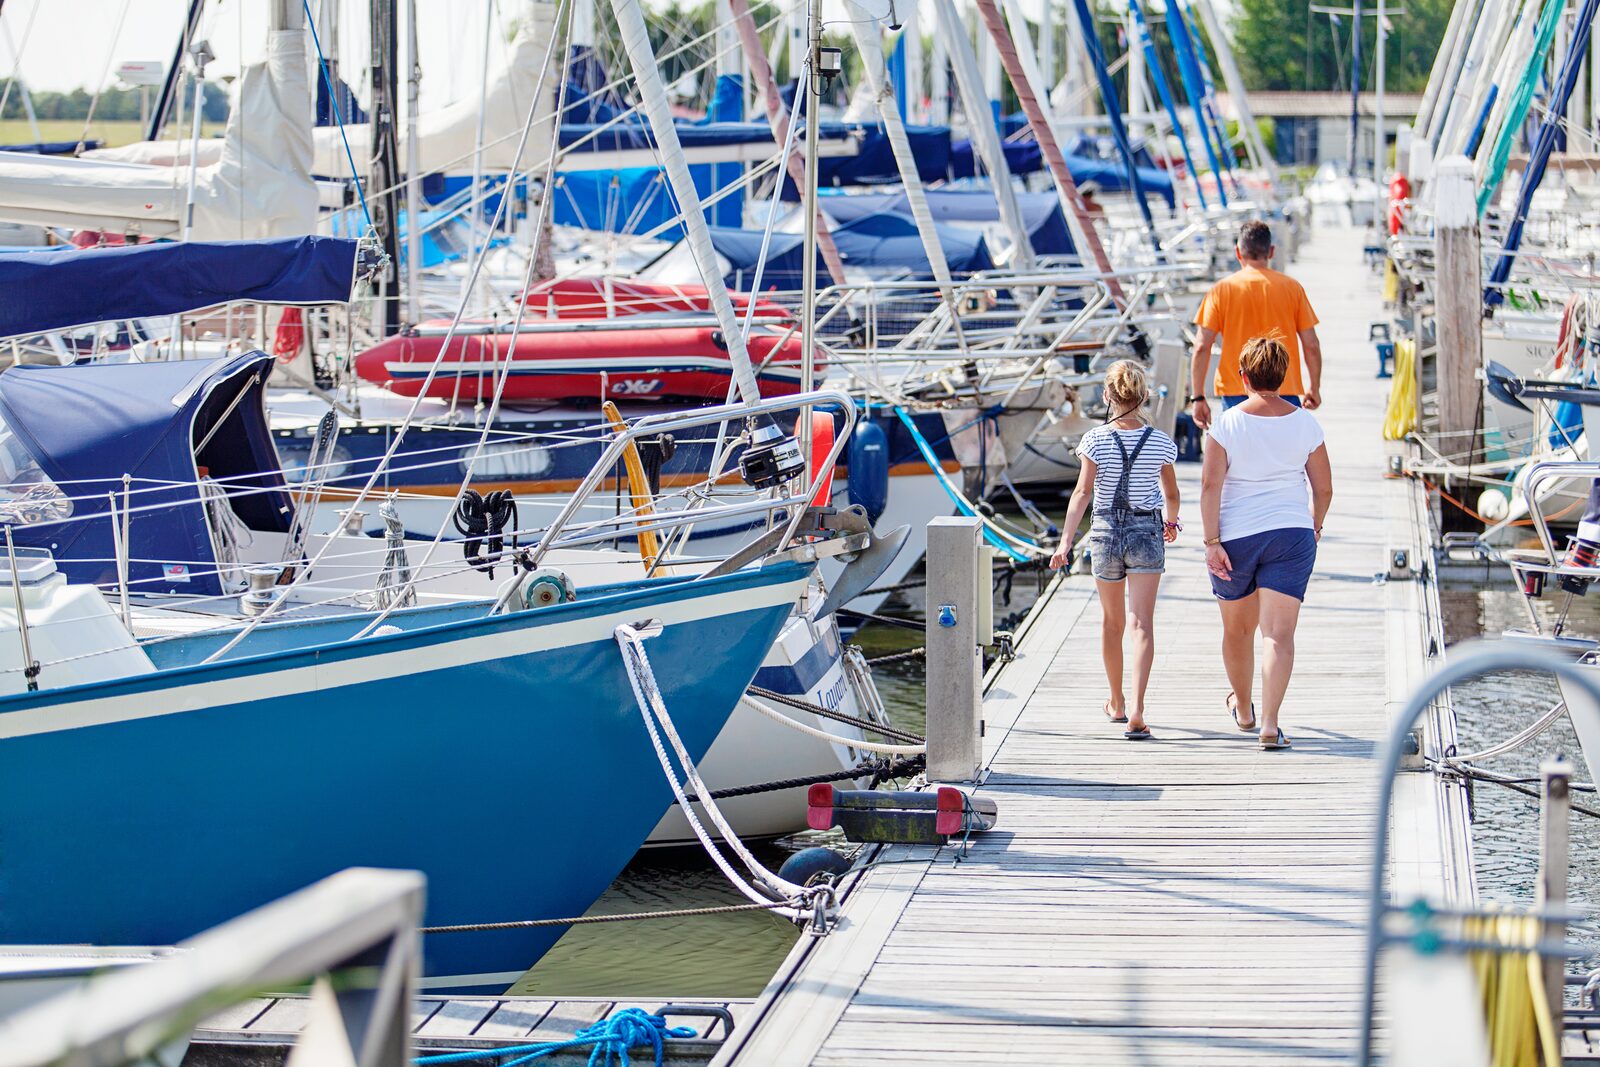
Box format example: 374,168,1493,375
1204,535,1223,546
1164,519,1183,531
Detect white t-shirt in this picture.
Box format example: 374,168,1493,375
1207,407,1325,540
1075,425,1179,512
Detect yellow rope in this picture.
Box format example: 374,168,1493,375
1466,912,1560,1067
1383,338,1419,441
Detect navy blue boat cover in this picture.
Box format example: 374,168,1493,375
819,189,1076,257
0,236,360,338
0,352,294,597
710,210,993,290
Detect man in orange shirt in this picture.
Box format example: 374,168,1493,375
1187,220,1323,430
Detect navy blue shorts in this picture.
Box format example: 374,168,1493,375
1222,394,1302,410
1210,527,1318,601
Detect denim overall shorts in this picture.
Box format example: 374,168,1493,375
1088,426,1165,582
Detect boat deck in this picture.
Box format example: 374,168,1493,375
714,225,1478,1065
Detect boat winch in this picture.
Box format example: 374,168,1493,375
240,565,287,616
517,568,577,610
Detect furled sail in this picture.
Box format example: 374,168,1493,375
0,25,315,241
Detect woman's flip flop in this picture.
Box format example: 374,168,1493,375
1227,692,1257,732
1124,725,1152,740
1260,729,1292,751
1104,700,1128,724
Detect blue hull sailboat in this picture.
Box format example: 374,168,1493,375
0,561,808,992
0,234,825,992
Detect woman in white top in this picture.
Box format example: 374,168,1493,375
1050,361,1181,739
1201,336,1333,750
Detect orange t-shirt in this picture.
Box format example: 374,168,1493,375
1194,265,1319,396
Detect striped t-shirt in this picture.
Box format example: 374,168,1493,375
1075,424,1179,512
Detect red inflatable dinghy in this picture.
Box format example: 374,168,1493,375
354,314,818,403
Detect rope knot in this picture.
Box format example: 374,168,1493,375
574,1008,696,1067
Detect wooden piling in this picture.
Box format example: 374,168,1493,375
1433,155,1483,462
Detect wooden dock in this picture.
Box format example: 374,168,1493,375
193,994,753,1065
715,226,1477,1065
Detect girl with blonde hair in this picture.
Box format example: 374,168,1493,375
1050,361,1181,739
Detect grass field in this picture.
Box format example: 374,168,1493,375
0,120,226,149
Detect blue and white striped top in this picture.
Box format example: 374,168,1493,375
1075,424,1179,513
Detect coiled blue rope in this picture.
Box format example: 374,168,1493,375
413,1008,697,1067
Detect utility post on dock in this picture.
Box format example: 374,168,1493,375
1434,156,1482,470
925,516,983,783
1540,756,1574,1027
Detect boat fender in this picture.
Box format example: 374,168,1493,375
709,329,728,351
845,420,889,525
777,846,853,887
800,411,835,506
518,569,577,610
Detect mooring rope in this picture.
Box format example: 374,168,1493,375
420,902,789,934
747,685,926,744
863,647,927,667
412,1006,695,1066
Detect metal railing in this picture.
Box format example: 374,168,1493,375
0,867,425,1067
1358,642,1600,1065
515,387,857,576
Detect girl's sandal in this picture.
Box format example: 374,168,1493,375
1227,691,1257,732
1260,729,1292,751
1104,700,1129,724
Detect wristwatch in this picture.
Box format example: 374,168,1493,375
1204,536,1223,546
1185,394,1208,406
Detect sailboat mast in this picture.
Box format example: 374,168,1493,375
148,0,206,142
1349,0,1362,178
369,0,402,337
405,0,421,326
800,0,822,475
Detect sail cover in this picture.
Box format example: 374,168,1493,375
0,237,359,338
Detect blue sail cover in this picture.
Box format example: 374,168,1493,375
807,125,953,194
948,141,1176,207
710,211,993,290
0,237,359,338
820,189,1075,257
0,140,103,156
0,352,292,598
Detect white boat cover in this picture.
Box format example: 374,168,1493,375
0,29,316,241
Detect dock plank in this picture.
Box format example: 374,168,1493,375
717,226,1478,1065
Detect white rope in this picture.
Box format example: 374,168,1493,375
615,623,822,918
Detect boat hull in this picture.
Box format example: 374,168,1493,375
0,564,808,994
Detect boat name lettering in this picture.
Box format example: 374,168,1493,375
609,379,664,396
815,675,848,712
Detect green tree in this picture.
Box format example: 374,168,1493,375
1230,0,1453,93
